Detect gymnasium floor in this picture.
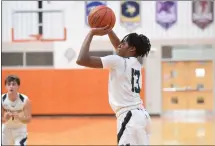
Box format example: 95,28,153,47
27,115,215,145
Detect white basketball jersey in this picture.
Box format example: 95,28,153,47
2,93,28,129
101,55,143,113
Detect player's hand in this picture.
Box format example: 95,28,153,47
4,111,12,121
90,25,112,36
12,112,21,121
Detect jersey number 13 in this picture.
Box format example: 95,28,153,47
131,68,141,93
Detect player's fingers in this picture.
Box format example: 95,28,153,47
107,27,112,32
104,27,112,34
102,25,109,30
12,112,18,116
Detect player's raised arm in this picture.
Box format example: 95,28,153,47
76,25,112,68
108,30,121,50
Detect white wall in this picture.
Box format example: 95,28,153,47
145,46,162,115
3,1,215,42
2,1,215,114
50,1,215,69
50,1,215,115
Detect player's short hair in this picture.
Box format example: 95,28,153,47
121,33,151,57
5,75,20,86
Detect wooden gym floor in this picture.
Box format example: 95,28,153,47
27,115,215,145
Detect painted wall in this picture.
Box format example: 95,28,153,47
2,69,145,115
2,1,215,42
2,1,215,115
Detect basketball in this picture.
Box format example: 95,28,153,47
88,5,116,29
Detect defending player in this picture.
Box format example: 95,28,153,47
2,75,32,146
76,26,151,145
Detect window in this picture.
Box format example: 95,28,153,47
2,52,23,66
162,46,172,59
26,52,53,66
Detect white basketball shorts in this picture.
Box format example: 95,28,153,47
117,108,151,145
2,126,28,146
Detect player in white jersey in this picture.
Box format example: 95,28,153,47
76,25,151,145
2,75,32,146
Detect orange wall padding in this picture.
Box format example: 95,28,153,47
2,69,145,115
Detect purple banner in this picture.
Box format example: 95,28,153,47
156,1,177,30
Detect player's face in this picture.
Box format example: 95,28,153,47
117,41,130,56
6,81,19,94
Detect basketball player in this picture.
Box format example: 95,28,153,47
76,25,151,145
2,75,32,146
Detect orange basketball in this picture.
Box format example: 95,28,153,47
88,5,116,29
